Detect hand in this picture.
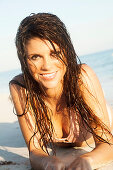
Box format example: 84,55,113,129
66,157,92,170
42,156,66,170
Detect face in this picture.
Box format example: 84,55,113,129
26,38,66,90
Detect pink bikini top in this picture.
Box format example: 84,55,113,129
54,109,80,145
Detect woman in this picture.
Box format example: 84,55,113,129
9,13,113,170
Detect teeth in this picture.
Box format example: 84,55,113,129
42,72,56,77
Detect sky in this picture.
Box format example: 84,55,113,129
0,0,113,72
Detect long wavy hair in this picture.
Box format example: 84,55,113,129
15,13,112,155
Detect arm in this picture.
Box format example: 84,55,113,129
9,77,65,170
30,149,65,170
81,65,113,169
68,64,113,170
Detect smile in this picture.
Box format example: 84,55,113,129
40,72,57,80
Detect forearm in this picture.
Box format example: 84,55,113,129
29,149,65,170
81,143,113,169
29,149,48,170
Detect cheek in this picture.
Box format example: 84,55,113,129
28,67,40,82
61,64,67,76
27,61,38,77
56,59,66,74
56,59,66,71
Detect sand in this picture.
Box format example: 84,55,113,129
0,93,113,170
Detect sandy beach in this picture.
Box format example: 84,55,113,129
0,93,113,170
0,93,31,170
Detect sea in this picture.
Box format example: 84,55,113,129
0,49,113,106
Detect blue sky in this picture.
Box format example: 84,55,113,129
0,0,113,72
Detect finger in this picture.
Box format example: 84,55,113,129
57,163,66,170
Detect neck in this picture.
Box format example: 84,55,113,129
42,84,65,109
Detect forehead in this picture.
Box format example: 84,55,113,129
26,37,60,54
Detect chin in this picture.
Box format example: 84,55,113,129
41,81,62,90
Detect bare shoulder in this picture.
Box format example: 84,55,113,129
79,63,104,101
80,64,99,83
9,73,25,88
79,64,102,93
79,64,110,128
9,74,26,98
9,74,27,115
13,73,24,82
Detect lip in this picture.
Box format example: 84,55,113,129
40,71,57,80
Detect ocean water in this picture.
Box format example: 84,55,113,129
0,49,113,105
0,69,21,94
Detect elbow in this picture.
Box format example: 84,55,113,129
29,149,46,170
29,150,39,170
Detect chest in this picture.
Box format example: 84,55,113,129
51,108,93,145
51,108,70,138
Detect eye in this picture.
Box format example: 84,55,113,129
31,54,40,60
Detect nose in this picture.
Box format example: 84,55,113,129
41,55,53,70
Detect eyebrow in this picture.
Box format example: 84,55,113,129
27,53,42,57
28,49,60,57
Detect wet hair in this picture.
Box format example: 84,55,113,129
15,13,112,155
